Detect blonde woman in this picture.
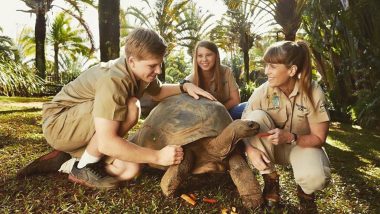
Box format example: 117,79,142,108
184,40,246,119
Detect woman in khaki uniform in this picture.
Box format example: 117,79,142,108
243,40,331,212
185,41,246,119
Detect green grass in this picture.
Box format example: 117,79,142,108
0,96,51,103
0,96,379,213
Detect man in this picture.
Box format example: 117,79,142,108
17,28,216,189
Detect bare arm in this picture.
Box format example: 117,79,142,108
267,121,329,148
223,89,240,110
94,117,183,166
296,121,329,148
151,83,216,101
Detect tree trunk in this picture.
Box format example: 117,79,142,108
35,11,46,80
284,32,296,41
99,0,120,62
159,62,166,83
311,48,328,87
243,49,250,83
53,43,59,83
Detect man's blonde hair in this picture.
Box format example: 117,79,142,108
124,28,167,60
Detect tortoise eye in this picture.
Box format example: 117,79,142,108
248,121,255,128
247,121,259,129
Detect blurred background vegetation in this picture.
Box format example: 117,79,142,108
0,0,379,130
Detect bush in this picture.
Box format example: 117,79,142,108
0,58,45,96
239,81,256,102
351,81,380,130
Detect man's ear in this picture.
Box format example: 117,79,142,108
289,65,298,77
128,56,135,68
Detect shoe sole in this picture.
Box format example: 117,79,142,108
17,150,71,178
68,174,118,190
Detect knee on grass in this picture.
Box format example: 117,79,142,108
106,159,141,181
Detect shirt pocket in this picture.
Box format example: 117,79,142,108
267,108,288,128
294,110,310,134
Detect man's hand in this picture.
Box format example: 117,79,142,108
156,145,184,166
246,146,271,171
267,128,292,145
183,83,216,101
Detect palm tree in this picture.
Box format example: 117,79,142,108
18,0,96,79
127,0,189,81
261,0,307,41
98,0,120,62
0,27,18,61
15,27,36,64
48,12,91,83
223,0,275,82
120,8,131,45
177,2,214,58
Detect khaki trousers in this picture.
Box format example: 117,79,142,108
42,101,95,158
244,110,331,194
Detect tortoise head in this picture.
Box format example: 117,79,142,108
231,119,260,139
208,119,260,159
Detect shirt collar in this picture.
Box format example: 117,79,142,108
289,80,300,98
268,79,300,98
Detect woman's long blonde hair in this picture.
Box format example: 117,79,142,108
192,41,224,101
263,40,314,106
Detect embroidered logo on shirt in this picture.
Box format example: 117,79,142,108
296,103,307,111
319,103,327,113
267,93,280,110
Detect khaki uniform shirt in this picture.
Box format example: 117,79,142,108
186,65,239,103
242,80,329,135
42,57,162,122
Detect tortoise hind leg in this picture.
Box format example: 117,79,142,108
229,144,263,209
160,150,194,197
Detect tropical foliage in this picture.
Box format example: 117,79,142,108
127,0,190,81
302,0,380,128
212,0,275,83
18,0,96,79
0,27,19,62
165,50,191,83
0,58,45,96
177,2,214,58
48,12,91,82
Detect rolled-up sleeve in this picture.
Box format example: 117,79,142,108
93,76,130,121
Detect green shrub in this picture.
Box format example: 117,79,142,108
0,58,45,96
352,81,380,130
239,81,256,102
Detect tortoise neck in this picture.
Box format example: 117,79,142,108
208,124,238,158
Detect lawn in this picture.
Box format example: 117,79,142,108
0,96,379,213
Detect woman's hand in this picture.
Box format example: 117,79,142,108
183,83,216,101
267,128,292,145
246,145,271,171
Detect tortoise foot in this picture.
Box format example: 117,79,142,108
241,194,263,209
160,150,194,197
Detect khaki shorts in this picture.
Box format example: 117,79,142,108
42,101,95,158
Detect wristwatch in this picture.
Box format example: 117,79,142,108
289,132,298,146
179,79,190,93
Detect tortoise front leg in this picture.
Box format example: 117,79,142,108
160,149,194,197
229,144,263,209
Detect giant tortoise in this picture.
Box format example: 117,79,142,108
130,94,263,208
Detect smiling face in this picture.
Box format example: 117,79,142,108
196,47,217,73
264,63,295,88
128,56,162,82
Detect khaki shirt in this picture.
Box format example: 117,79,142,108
242,80,329,135
42,57,162,122
186,65,239,103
